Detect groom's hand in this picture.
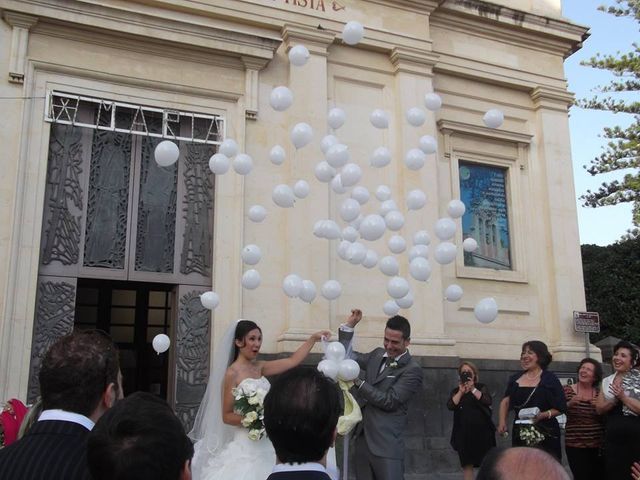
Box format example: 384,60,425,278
346,309,362,328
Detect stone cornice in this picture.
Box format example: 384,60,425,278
438,119,533,145
432,0,589,59
3,11,38,29
281,24,336,57
530,86,575,112
389,46,439,76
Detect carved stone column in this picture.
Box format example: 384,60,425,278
241,56,272,121
3,11,37,84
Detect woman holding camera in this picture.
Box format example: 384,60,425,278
447,361,496,480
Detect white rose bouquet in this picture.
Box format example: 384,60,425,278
232,381,267,441
518,424,545,446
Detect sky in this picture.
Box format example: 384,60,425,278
562,0,637,245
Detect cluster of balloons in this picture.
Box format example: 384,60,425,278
317,341,360,382
191,19,502,326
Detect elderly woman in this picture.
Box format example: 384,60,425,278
595,340,640,480
563,358,605,480
497,340,566,460
447,361,496,480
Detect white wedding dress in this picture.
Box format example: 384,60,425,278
192,376,275,480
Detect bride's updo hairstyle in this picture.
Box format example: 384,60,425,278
233,320,262,360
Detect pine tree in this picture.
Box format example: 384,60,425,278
577,0,640,237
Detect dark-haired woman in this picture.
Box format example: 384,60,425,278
497,340,566,460
563,358,605,480
447,361,496,480
595,341,640,480
189,320,330,480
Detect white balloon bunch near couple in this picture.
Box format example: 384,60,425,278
317,341,363,436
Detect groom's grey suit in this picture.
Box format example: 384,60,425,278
339,329,423,480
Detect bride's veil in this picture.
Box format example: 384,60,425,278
188,319,239,479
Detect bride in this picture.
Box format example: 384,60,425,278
189,320,331,480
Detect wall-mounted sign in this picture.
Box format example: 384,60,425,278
573,311,600,333
268,0,346,13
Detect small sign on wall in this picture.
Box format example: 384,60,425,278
573,311,600,333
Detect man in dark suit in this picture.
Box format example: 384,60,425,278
87,391,194,480
339,309,423,480
264,367,341,480
0,330,122,479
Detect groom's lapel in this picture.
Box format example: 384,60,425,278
369,351,386,383
372,351,411,384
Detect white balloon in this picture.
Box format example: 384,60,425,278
351,186,370,205
269,86,294,112
370,109,389,129
248,205,267,223
320,134,339,154
408,245,429,262
447,199,466,218
341,163,363,187
288,44,310,67
152,334,171,354
293,180,310,199
154,140,179,167
347,242,367,265
326,341,346,361
272,184,295,208
388,235,407,254
375,185,392,201
406,189,427,211
242,269,261,290
200,291,220,310
350,214,364,230
331,174,348,194
326,143,350,168
406,107,426,127
434,242,457,265
444,284,463,302
424,93,442,111
383,299,400,316
419,135,437,154
387,276,410,299
338,359,360,381
318,359,339,381
342,226,359,242
474,297,499,324
322,220,341,240
269,145,286,165
241,244,262,265
409,257,431,282
405,148,426,170
315,161,336,183
463,237,479,252
434,218,456,241
370,146,392,168
395,290,414,309
340,198,361,222
232,153,253,175
359,214,386,241
290,122,313,149
219,138,239,158
483,109,504,129
379,256,400,276
337,240,351,260
328,108,346,130
208,153,230,175
300,280,317,303
342,20,364,45
379,199,398,217
385,211,405,231
283,274,303,298
413,230,431,246
362,249,378,268
321,280,342,300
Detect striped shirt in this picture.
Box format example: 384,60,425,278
563,385,605,448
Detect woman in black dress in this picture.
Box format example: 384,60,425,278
447,361,496,480
595,340,640,480
497,340,566,460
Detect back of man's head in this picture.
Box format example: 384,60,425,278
264,367,341,464
87,392,194,480
39,330,120,417
477,447,570,480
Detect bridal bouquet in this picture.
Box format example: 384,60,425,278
232,381,267,441
518,425,545,446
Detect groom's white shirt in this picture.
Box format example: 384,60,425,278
271,462,327,474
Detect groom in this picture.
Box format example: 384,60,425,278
339,309,423,480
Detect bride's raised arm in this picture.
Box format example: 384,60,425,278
221,369,243,426
261,330,331,377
